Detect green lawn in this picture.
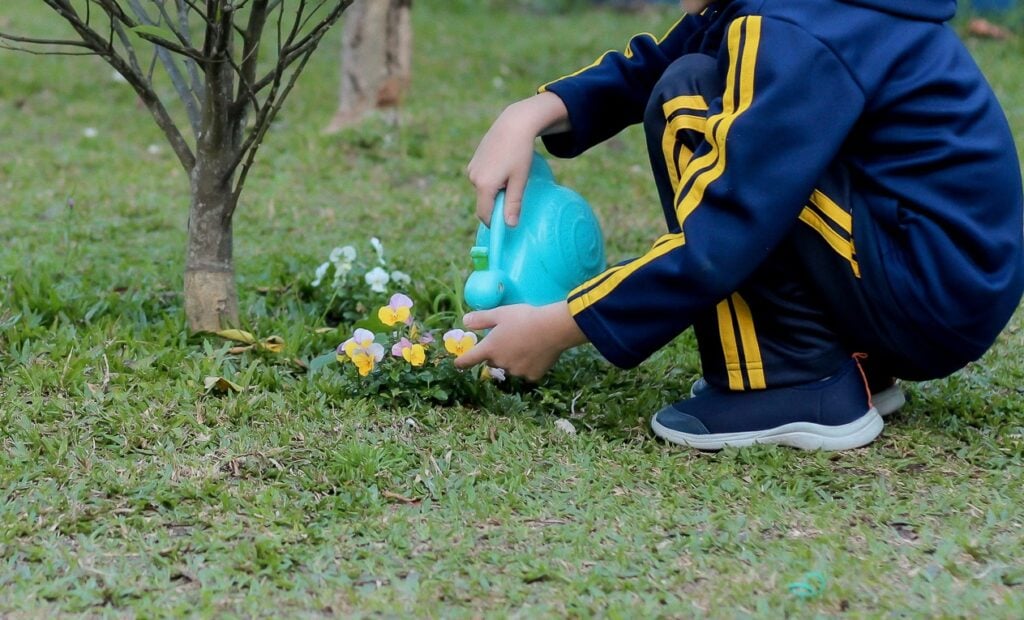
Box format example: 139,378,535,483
2,2,1024,617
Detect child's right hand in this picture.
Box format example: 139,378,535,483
467,92,569,227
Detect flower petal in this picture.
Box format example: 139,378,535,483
388,293,413,310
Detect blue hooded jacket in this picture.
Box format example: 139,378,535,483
541,0,1024,369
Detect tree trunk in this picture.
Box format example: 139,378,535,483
324,0,412,133
184,151,240,332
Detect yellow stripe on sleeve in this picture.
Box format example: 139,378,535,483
538,50,616,93
568,233,685,315
539,15,689,93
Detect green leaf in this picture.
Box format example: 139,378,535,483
308,351,337,376
129,24,178,43
431,388,449,402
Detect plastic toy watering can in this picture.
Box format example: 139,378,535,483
464,153,606,310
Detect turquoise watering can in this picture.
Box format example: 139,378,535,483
464,153,606,310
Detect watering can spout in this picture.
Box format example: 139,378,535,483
463,152,606,310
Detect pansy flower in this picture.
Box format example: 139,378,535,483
365,266,390,293
338,328,385,376
329,245,357,265
370,237,385,264
391,270,412,286
378,293,414,326
443,329,477,357
481,366,506,382
312,261,330,287
391,337,426,367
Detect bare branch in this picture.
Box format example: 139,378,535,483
234,0,270,114
251,0,351,93
231,46,319,209
0,31,93,48
126,0,202,135
0,41,99,56
175,0,206,100
198,0,240,154
40,0,196,171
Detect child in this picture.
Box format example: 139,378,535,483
455,0,1024,450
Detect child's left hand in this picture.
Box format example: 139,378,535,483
455,301,588,381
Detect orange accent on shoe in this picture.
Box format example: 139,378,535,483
851,353,874,410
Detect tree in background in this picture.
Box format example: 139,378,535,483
0,0,353,332
323,0,411,133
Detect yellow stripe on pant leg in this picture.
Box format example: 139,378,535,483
661,95,709,117
798,207,861,277
809,189,852,234
731,293,766,389
660,114,703,192
716,299,745,390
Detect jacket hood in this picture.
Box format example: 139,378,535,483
836,0,956,22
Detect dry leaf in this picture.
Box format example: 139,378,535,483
203,376,242,394
215,329,257,345
260,335,285,353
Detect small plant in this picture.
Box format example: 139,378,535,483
331,292,505,406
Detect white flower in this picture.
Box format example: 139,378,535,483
329,245,357,265
312,261,330,287
83,127,98,138
365,266,390,293
554,418,577,436
146,144,162,155
391,270,412,286
370,237,385,264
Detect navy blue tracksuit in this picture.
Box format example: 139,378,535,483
539,0,1024,388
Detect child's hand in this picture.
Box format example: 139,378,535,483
467,92,569,228
454,301,588,381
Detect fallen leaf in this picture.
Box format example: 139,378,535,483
382,490,420,504
216,329,257,345
260,335,285,353
204,376,242,394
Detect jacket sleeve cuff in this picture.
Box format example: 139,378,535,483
538,81,595,159
571,305,645,369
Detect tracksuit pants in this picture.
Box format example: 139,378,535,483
642,54,967,389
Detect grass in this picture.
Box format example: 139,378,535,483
2,2,1024,617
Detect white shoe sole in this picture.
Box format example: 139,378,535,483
872,384,906,417
651,407,884,451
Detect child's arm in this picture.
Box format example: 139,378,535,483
466,92,569,227
453,301,588,381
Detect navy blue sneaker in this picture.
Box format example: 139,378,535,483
690,370,905,416
653,359,883,451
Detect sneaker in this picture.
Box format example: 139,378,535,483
690,374,905,417
653,359,883,451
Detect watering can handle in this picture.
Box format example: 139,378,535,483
486,190,507,270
